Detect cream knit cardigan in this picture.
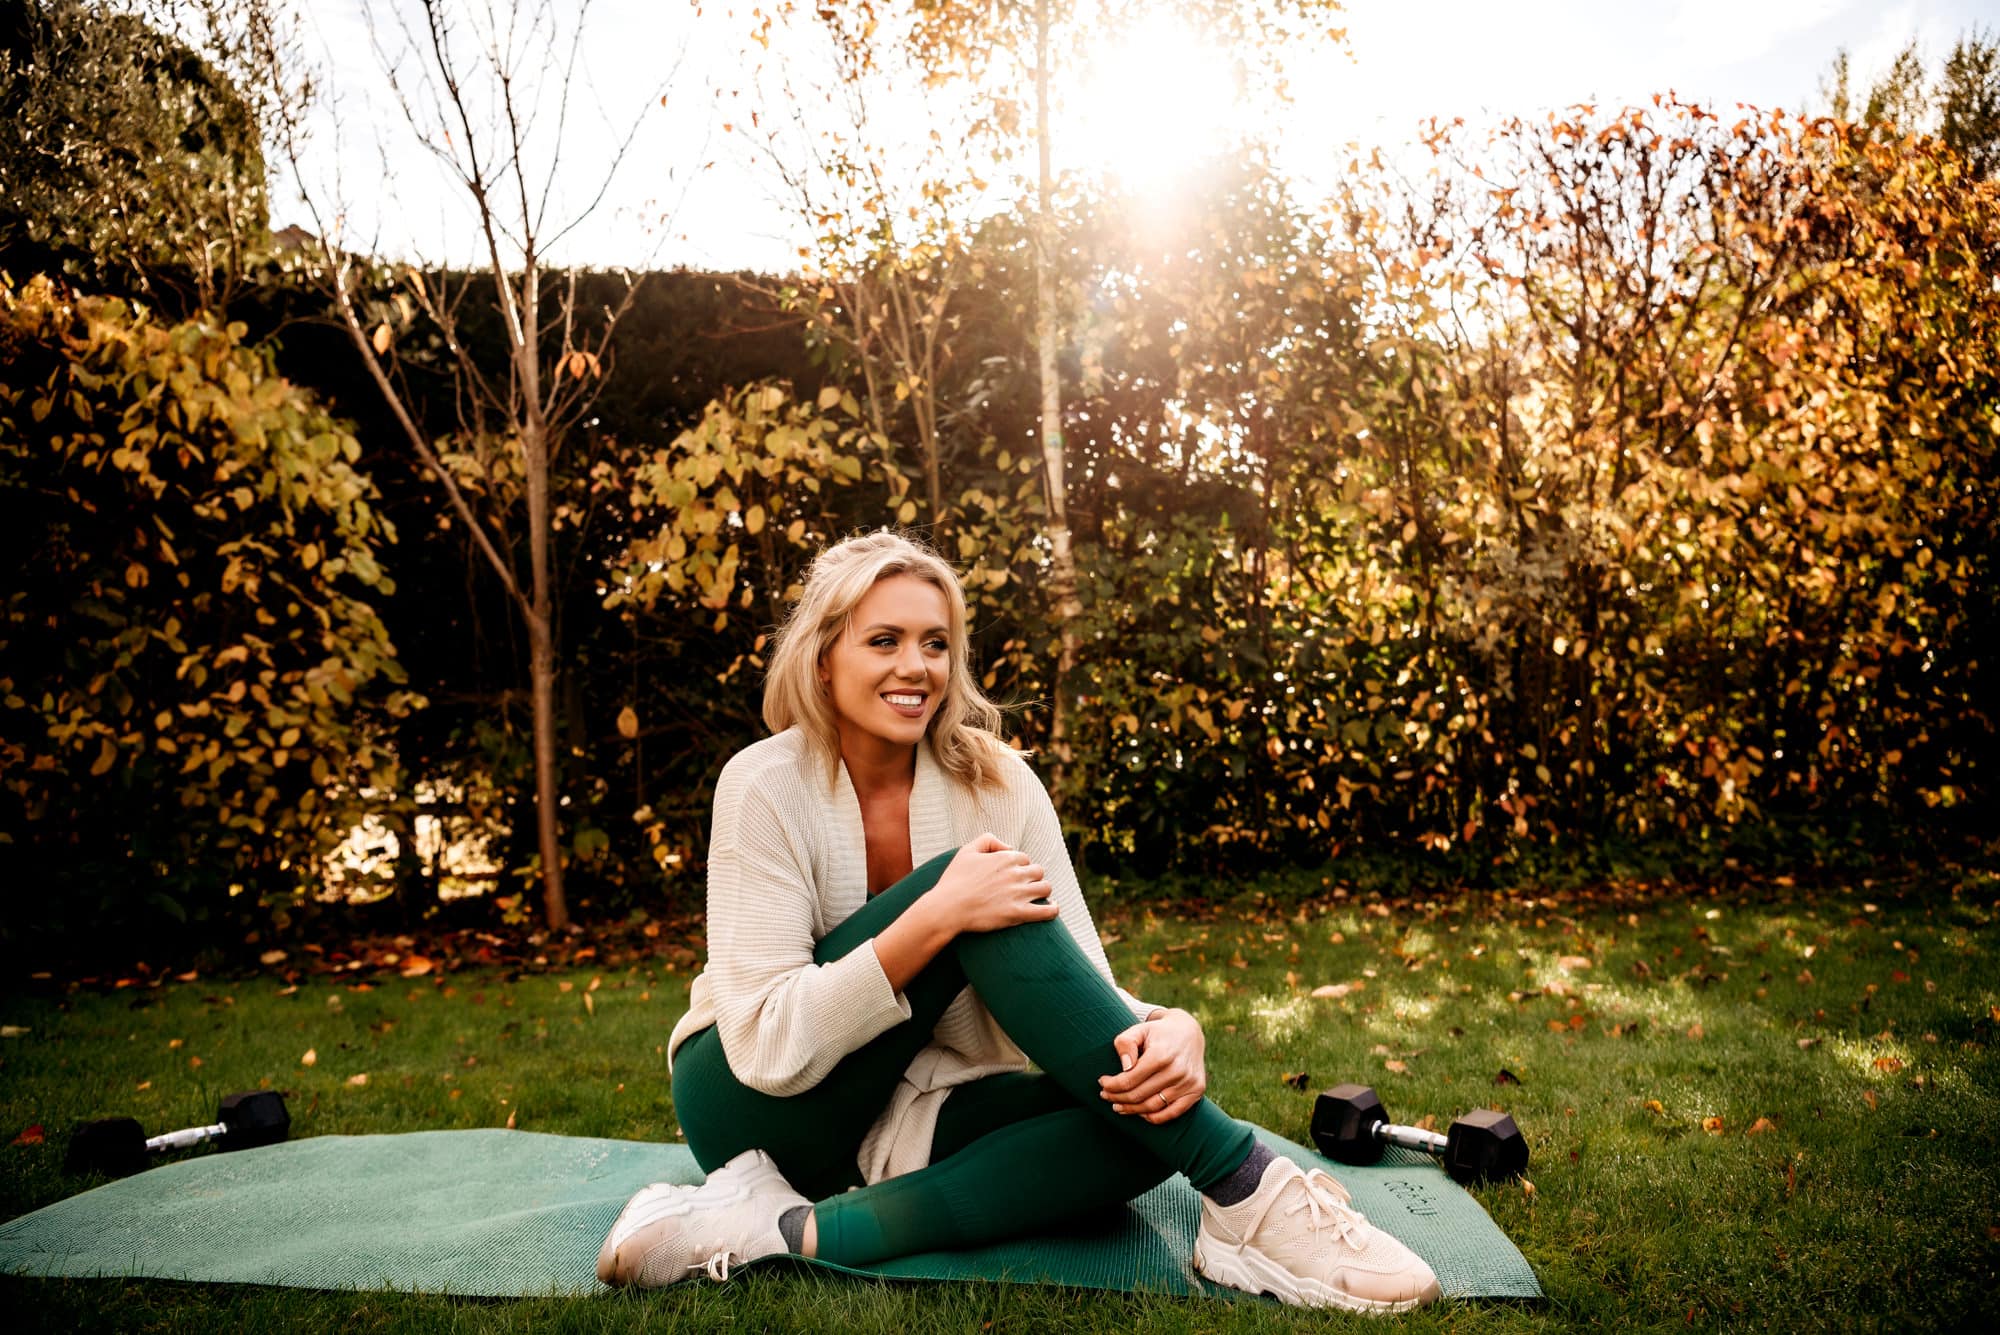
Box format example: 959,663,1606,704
666,726,1157,1184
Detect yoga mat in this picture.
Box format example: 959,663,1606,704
0,1126,1541,1300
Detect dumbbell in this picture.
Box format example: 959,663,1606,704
66,1091,290,1177
1310,1083,1527,1184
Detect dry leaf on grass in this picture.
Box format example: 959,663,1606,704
400,956,434,978
347,1073,369,1087
1746,1117,1776,1135
259,950,287,966
1872,1056,1904,1073
1702,1116,1726,1135
505,1109,517,1130
12,1125,44,1145
301,1048,317,1067
1385,1059,1409,1074
1310,981,1364,999
1644,1099,1665,1115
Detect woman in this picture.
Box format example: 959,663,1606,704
597,531,1439,1313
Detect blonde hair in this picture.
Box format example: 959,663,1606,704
763,530,1019,792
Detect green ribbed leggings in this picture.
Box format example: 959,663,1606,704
671,847,1255,1267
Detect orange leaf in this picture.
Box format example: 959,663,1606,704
1644,1099,1665,1115
1701,1116,1725,1135
12,1124,44,1145
1685,1023,1705,1040
1872,1056,1903,1073
1385,1059,1409,1074
1745,1117,1776,1135
400,956,434,978
1862,1089,1879,1111
505,1108,518,1130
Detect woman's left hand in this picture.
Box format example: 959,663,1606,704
1098,1009,1208,1123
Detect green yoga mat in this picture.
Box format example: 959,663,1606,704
0,1126,1541,1301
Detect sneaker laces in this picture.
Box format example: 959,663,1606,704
698,1250,740,1282
1285,1168,1368,1246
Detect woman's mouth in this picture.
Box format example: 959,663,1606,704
881,691,928,719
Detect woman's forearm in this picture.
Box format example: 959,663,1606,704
871,891,958,994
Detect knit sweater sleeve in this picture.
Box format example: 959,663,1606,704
704,766,912,1097
1012,759,1160,1025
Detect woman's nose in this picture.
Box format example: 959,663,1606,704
895,642,926,677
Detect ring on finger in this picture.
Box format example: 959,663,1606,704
1157,1092,1168,1108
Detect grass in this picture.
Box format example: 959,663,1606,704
3,870,1998,1332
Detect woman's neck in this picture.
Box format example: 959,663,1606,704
834,721,917,799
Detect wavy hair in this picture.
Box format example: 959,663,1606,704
762,530,1018,791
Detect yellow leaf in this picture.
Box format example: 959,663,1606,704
90,737,118,776
817,385,841,410
745,504,766,535
617,706,639,739
505,1108,518,1130
301,1048,317,1067
897,500,917,523
1384,1059,1409,1074
347,1073,369,1087
260,949,287,966
1644,1099,1665,1115
1702,1116,1725,1135
583,992,595,1016
371,323,392,355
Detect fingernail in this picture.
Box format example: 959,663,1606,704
1121,1055,1132,1070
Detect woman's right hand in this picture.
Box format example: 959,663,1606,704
936,833,1061,934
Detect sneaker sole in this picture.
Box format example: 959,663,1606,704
1194,1231,1440,1314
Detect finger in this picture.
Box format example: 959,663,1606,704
1102,1025,1145,1079
1018,863,1044,882
971,832,1006,853
1144,1092,1202,1124
1103,1065,1180,1110
1101,1045,1175,1097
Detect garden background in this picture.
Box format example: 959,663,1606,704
1,1,1997,1328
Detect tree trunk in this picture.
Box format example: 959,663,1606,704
1034,0,1080,805
516,261,569,933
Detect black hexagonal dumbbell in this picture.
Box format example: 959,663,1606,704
66,1090,290,1177
1309,1083,1528,1185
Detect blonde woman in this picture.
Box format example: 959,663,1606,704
596,530,1439,1313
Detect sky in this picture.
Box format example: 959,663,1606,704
283,0,1994,274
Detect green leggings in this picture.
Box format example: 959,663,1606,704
671,847,1255,1267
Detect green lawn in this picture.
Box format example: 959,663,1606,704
3,871,1997,1331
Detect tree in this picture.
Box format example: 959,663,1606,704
828,0,1349,802
0,0,269,314
234,0,677,930
1821,28,2000,179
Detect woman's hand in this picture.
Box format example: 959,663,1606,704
936,833,1061,935
1098,1009,1208,1123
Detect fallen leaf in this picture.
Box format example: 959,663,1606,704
12,1125,44,1145
1385,1059,1409,1074
1685,1023,1705,1040
1280,1071,1311,1091
188,1055,202,1069
301,1048,317,1067
1557,955,1593,970
260,949,287,966
1702,1116,1726,1135
1520,1178,1536,1197
0,1026,28,1039
1494,1068,1522,1086
558,980,575,993
168,1038,184,1049
1310,981,1363,999
1746,1117,1776,1135
347,1073,369,1087
1796,1037,1821,1050
1862,1089,1879,1111
505,1108,517,1130
400,956,434,978
583,992,596,1016
1872,1056,1904,1073
1644,1099,1665,1115
134,1081,150,1091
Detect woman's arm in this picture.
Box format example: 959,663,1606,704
704,773,913,1096
872,833,1063,991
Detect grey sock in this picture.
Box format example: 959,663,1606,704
778,1203,812,1253
1204,1140,1277,1207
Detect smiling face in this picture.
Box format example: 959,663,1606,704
817,573,953,761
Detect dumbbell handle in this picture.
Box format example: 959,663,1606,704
146,1122,228,1153
1369,1118,1449,1157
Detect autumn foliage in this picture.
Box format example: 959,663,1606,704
0,278,421,929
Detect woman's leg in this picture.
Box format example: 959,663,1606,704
810,1072,1173,1267
676,842,1252,1213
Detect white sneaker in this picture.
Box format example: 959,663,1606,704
1195,1155,1441,1313
595,1149,809,1287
